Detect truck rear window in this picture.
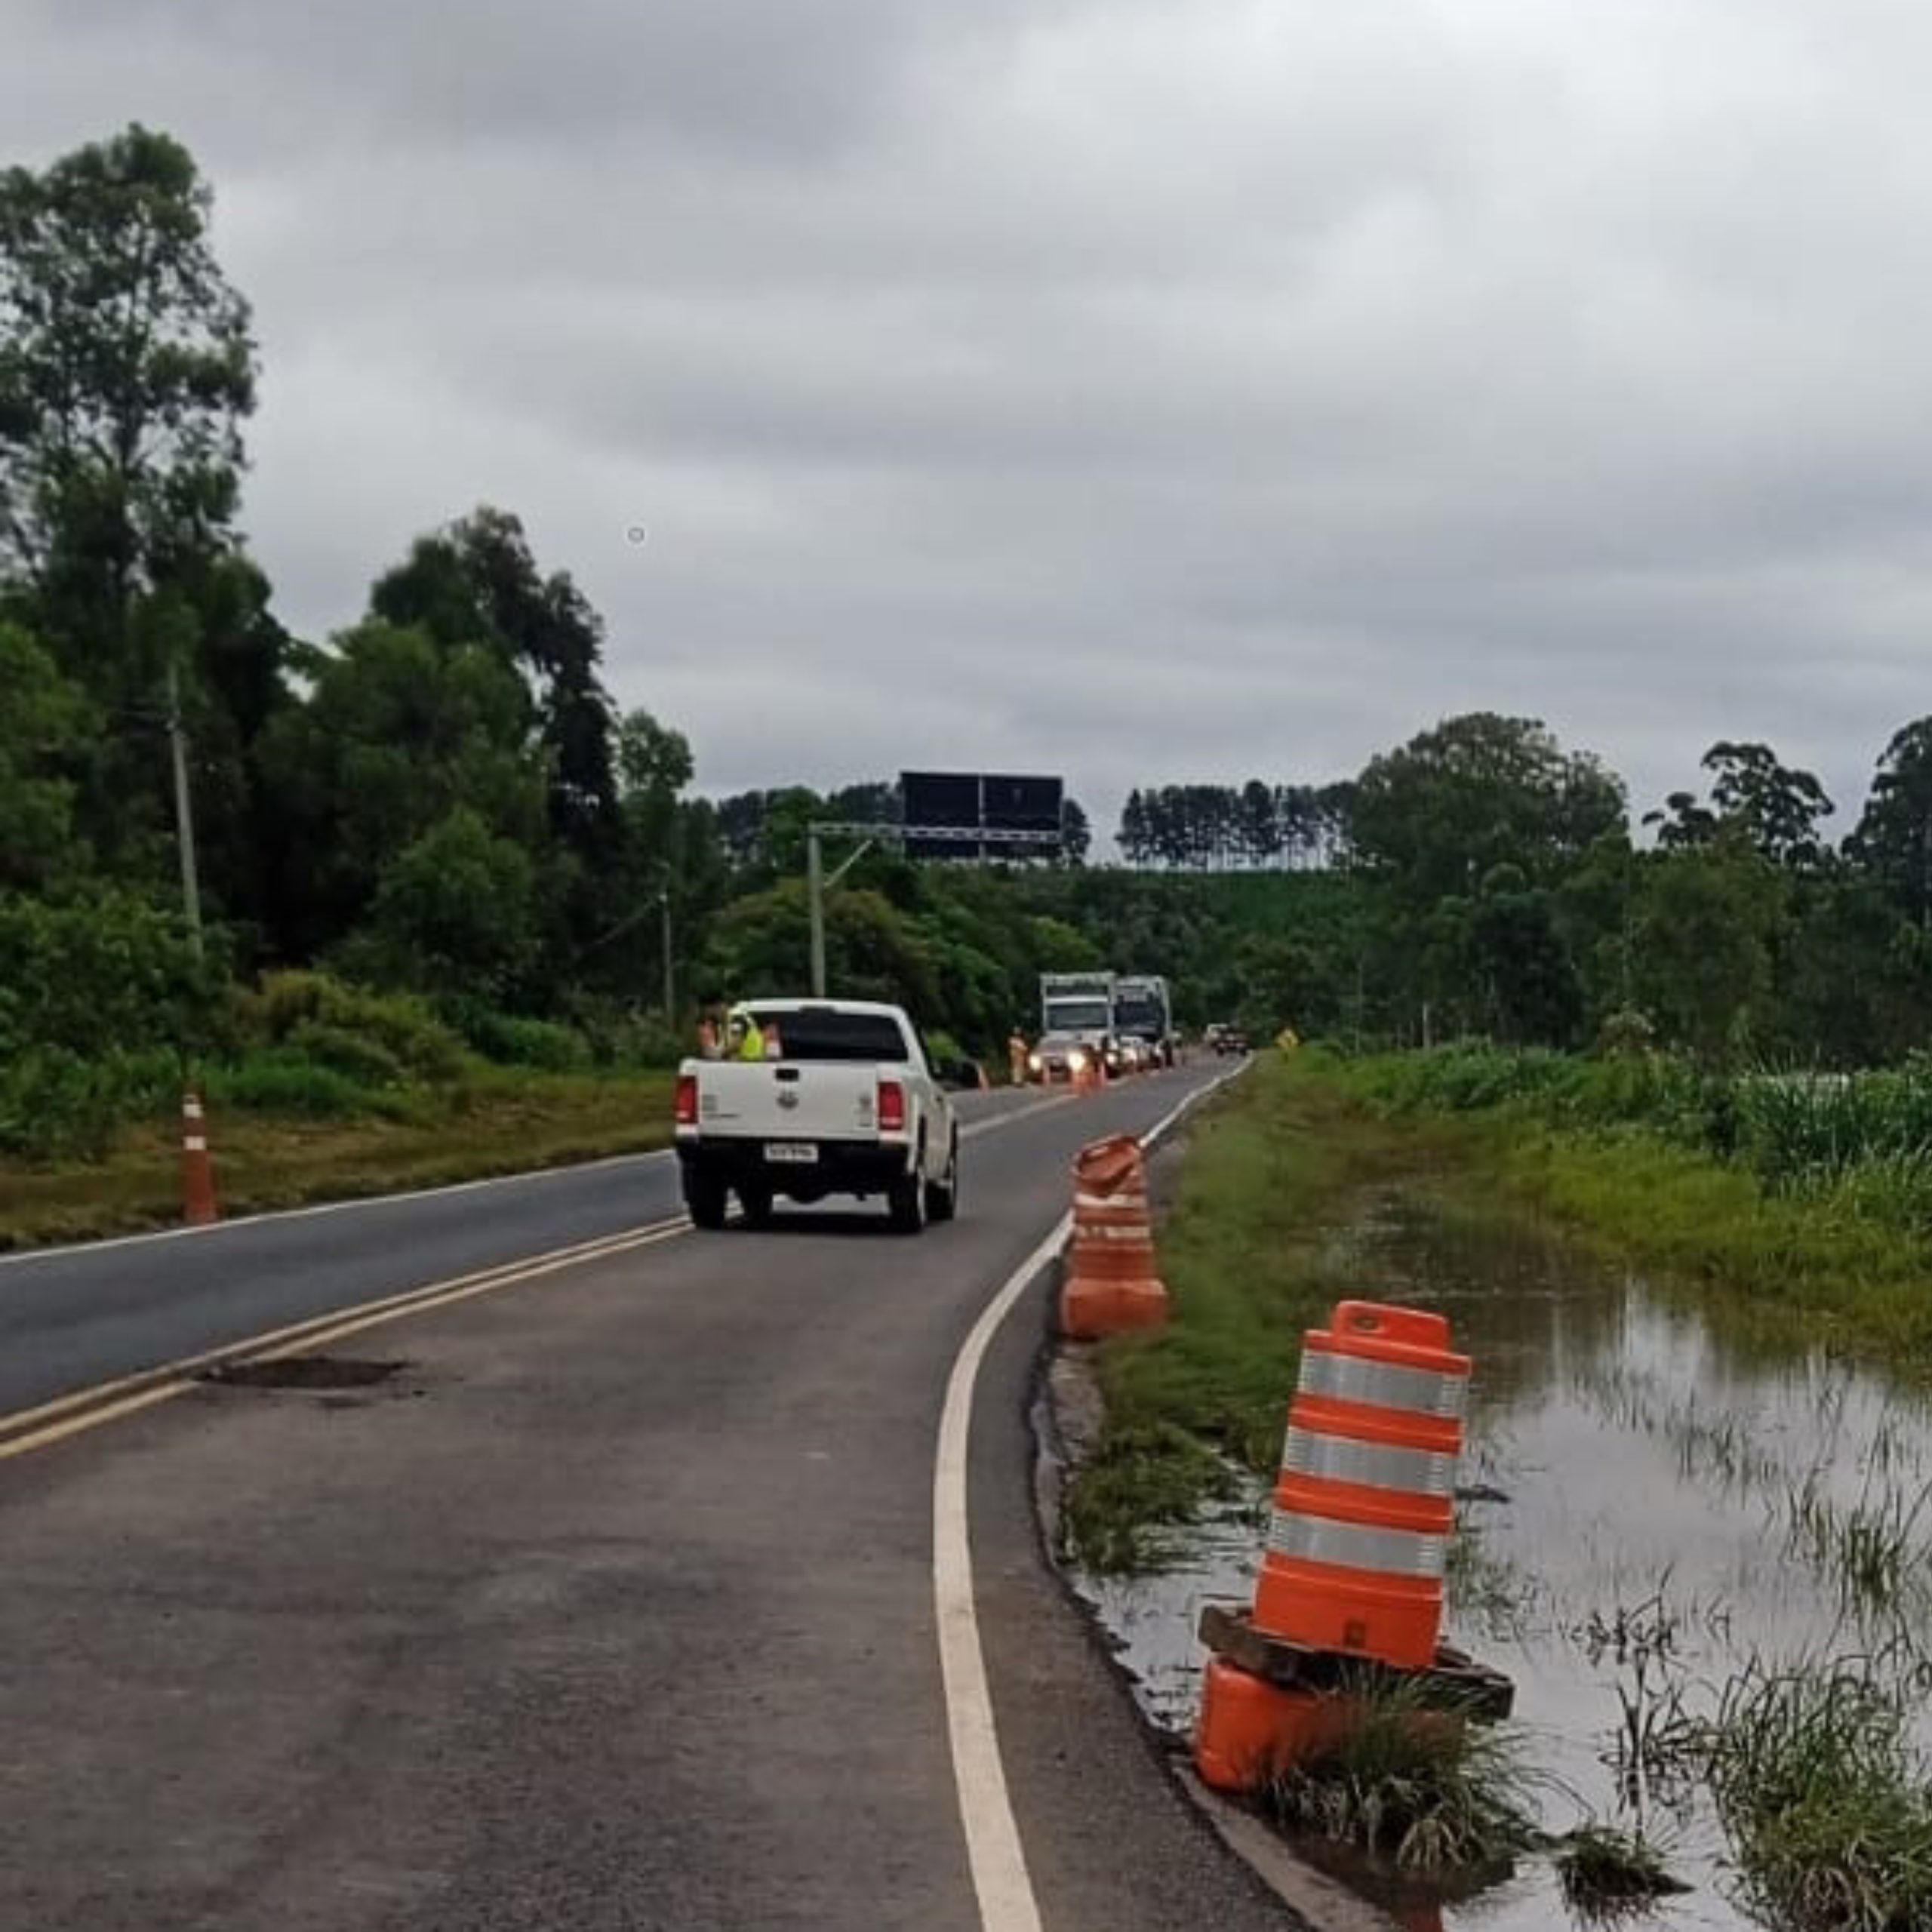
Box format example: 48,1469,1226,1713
746,1009,909,1062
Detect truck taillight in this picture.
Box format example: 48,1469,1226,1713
675,1074,699,1126
877,1079,906,1133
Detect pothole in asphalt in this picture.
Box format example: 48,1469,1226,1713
198,1356,408,1391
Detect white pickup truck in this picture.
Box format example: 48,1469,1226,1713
672,998,974,1233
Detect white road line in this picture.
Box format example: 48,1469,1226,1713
934,1214,1064,1932
961,1093,1072,1140
934,1059,1247,1932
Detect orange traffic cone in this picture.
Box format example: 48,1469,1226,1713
1058,1135,1168,1337
180,1086,220,1226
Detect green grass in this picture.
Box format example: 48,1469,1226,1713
1063,1055,1448,1573
1260,1672,1542,1873
1333,1051,1932,1373
1554,1825,1690,1915
1704,1658,1932,1931
0,1066,675,1251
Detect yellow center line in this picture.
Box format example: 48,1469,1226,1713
0,1217,691,1463
0,1075,1161,1466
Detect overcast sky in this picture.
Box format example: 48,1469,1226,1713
11,0,1932,845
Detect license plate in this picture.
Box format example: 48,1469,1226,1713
764,1142,819,1164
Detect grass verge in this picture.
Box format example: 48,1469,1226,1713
1061,1054,1450,1573
1334,1048,1932,1371
0,1066,673,1252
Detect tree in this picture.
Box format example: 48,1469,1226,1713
357,808,540,1003
1642,791,1718,851
0,125,283,907
1465,869,1583,1046
1059,796,1091,866
1848,718,1932,928
1352,714,1626,903
1630,848,1778,1064
1648,741,1835,866
372,506,620,875
256,620,544,958
0,125,255,645
0,623,89,889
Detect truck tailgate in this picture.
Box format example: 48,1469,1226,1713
697,1063,881,1141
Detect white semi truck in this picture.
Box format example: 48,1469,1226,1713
1038,971,1116,1046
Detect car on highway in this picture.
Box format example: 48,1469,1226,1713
1027,1030,1099,1084
674,998,972,1232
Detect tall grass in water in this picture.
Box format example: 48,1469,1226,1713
1705,1657,1932,1932
1261,1673,1542,1874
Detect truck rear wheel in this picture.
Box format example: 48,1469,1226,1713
889,1159,928,1235
684,1171,728,1230
924,1137,959,1224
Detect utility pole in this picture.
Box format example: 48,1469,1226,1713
165,654,205,962
660,881,675,1023
808,829,826,998
805,824,891,997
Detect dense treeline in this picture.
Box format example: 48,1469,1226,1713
11,127,1932,1168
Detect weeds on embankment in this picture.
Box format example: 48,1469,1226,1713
0,1066,674,1251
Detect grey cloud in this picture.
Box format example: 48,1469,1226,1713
9,0,1932,848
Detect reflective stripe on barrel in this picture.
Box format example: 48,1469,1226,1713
1266,1509,1447,1579
1297,1349,1468,1420
1279,1427,1457,1497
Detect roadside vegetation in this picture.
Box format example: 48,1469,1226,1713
27,125,1932,1250
1064,1048,1932,1919
1338,1041,1932,1367
1260,1674,1542,1876
0,965,672,1248
1060,1057,1445,1571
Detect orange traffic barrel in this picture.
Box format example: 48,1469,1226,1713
1060,1137,1168,1338
1193,1659,1354,1792
1252,1302,1468,1670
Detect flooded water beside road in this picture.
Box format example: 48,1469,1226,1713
1069,1190,1932,1931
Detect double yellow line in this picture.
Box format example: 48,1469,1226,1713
0,1215,691,1464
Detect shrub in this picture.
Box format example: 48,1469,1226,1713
284,1021,409,1091
0,1045,181,1161
208,1051,394,1118
0,887,217,1061
239,971,466,1084
453,1009,592,1072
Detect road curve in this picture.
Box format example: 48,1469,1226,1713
0,1065,1301,1932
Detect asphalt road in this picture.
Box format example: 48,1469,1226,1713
0,1063,1303,1932
0,1083,1041,1417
